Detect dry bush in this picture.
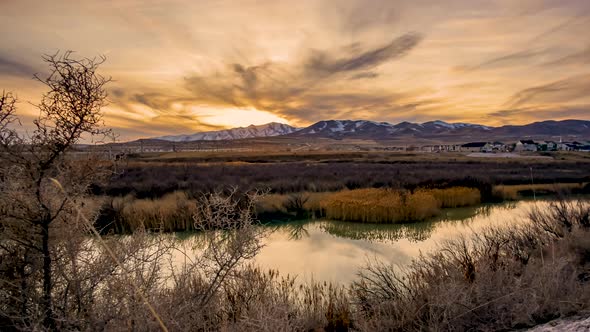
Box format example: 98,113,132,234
218,266,351,332
0,52,116,330
352,199,590,331
105,157,590,199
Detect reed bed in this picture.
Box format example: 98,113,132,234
493,183,586,200
320,188,440,223
428,187,481,208
112,191,198,232
99,186,484,230
256,187,482,223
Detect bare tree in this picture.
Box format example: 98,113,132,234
1,52,279,331
0,51,112,330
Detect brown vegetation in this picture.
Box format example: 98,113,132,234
493,182,587,201
99,157,590,200
320,187,479,223
108,192,198,233
352,199,590,331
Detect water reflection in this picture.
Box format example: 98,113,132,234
319,221,435,243
252,201,538,284
173,200,554,284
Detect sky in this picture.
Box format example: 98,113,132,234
1,0,590,141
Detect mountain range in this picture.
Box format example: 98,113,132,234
153,119,590,142
156,122,299,142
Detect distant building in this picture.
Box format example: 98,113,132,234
514,140,537,152
557,142,572,151
461,142,487,152
545,141,558,151
421,144,462,152
482,142,505,153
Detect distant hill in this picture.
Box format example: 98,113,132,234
149,119,590,142
156,122,299,142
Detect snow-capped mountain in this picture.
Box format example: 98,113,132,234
421,120,491,131
156,122,299,142
290,120,491,139
149,119,590,142
292,120,396,138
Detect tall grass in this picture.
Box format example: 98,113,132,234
320,189,439,223
109,191,198,232
319,187,481,223
493,183,586,200
429,187,481,207
98,187,482,230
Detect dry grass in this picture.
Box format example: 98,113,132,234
493,183,586,200
429,187,481,208
352,199,590,331
319,187,480,223
101,186,482,229
112,191,198,232
320,188,440,223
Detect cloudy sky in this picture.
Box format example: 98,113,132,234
1,0,590,140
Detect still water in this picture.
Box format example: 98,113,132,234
176,200,552,284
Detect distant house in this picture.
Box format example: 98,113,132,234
556,141,590,151
482,141,505,152
514,140,537,152
557,142,572,151
461,142,487,152
545,141,558,151
422,144,462,152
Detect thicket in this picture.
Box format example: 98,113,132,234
352,199,590,331
99,159,590,199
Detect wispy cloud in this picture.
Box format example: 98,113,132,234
0,55,38,78
1,0,590,139
506,74,590,108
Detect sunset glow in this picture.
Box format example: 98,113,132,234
1,0,590,140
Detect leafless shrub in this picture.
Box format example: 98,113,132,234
352,199,590,331
530,199,590,238
0,51,115,330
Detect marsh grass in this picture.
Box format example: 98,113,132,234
99,186,483,230
320,187,480,223
110,191,198,232
429,187,481,208
493,183,586,200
